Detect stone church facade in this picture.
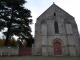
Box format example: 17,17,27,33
33,3,80,56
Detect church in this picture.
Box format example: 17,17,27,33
33,3,80,56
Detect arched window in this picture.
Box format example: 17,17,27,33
54,21,59,34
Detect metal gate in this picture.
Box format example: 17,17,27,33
18,47,32,56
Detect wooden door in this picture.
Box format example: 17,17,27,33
54,42,62,55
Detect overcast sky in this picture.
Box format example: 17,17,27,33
0,0,80,39
24,0,80,36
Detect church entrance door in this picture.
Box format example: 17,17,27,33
54,42,62,55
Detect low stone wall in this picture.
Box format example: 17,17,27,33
0,46,19,56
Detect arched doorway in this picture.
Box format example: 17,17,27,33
54,42,62,55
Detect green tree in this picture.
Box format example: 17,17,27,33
0,0,33,46
26,36,34,47
0,39,4,46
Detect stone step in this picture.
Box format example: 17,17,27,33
0,56,80,60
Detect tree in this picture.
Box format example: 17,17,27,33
26,36,34,47
22,40,27,47
0,0,33,46
8,38,18,46
0,38,18,46
0,39,4,46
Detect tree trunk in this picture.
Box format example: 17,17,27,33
5,23,11,46
5,6,13,46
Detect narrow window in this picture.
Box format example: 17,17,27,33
54,13,56,16
54,21,59,34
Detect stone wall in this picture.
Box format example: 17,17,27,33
0,46,19,56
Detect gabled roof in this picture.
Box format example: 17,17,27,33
37,3,74,20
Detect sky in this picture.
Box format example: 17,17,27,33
0,0,80,39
